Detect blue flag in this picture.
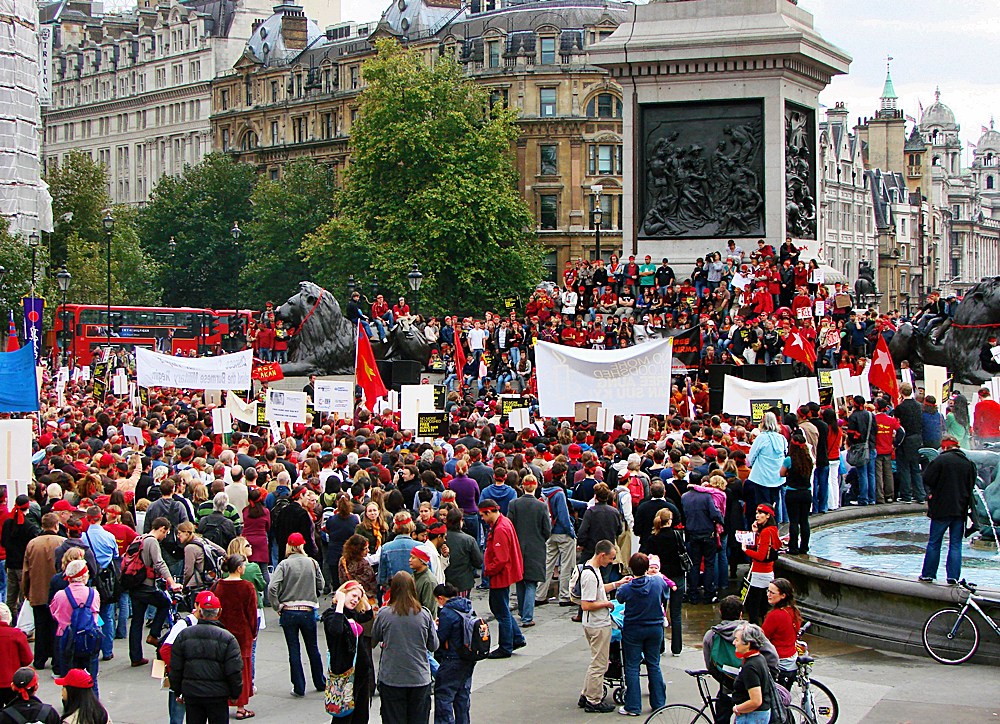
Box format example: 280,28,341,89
22,296,45,363
0,345,40,413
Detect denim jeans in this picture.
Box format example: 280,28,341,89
897,436,926,502
114,592,131,639
129,585,170,664
0,564,6,603
735,709,772,724
434,658,474,724
167,689,186,724
713,535,729,593
373,318,387,340
509,346,521,368
686,535,717,601
921,517,965,582
812,464,830,513
488,586,523,654
515,579,537,624
278,609,325,695
857,449,877,505
622,623,666,714
99,601,115,658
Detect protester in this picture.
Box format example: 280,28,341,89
212,555,258,719
506,475,551,628
433,583,476,724
640,509,687,656
615,553,671,717
21,513,65,671
54,668,110,724
761,578,802,686
0,667,61,724
730,624,776,723
741,505,781,625
0,603,33,708
781,430,815,554
479,499,525,658
919,434,978,584
321,581,375,724
49,560,101,689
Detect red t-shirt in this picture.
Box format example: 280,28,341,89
974,399,1000,438
103,522,138,557
762,606,800,659
874,413,900,455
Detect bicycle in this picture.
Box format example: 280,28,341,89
644,669,815,723
922,579,1000,664
788,623,839,724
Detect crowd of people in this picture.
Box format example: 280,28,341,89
0,242,990,724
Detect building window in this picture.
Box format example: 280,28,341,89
270,120,279,145
539,88,556,117
487,40,500,68
988,175,995,190
269,169,280,181
586,93,622,118
539,194,558,230
221,128,229,151
322,113,333,139
953,204,961,219
271,81,279,102
588,144,621,175
539,144,557,175
220,89,229,110
540,37,556,65
350,66,360,89
293,117,306,143
488,88,508,108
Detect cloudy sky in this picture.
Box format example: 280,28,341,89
338,0,998,160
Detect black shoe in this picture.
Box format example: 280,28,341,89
578,695,588,708
918,576,935,582
584,701,616,713
534,598,550,606
513,640,526,650
101,654,114,662
947,578,959,585
558,600,574,607
486,649,512,659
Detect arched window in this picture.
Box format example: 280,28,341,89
241,130,258,150
586,93,622,118
988,175,995,190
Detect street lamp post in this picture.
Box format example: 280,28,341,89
407,263,423,316
56,266,71,367
590,185,604,262
169,236,177,254
103,211,114,351
28,231,39,292
231,222,241,242
347,274,356,298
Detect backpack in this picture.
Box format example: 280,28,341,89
198,514,232,550
456,607,491,663
625,474,645,509
569,563,598,605
85,531,121,603
709,629,741,677
1,703,58,724
60,588,102,661
192,538,227,588
119,536,151,591
543,488,561,527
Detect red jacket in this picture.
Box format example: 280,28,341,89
483,514,523,589
974,399,1000,438
0,621,33,687
745,525,781,575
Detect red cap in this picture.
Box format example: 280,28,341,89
52,499,75,512
287,532,306,547
54,669,94,688
568,443,582,459
99,453,115,468
195,590,222,610
410,547,431,563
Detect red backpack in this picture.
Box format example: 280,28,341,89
625,474,645,509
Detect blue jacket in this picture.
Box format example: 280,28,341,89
436,595,473,661
616,574,670,627
541,486,576,538
478,484,518,515
747,431,787,488
680,489,723,538
377,535,417,586
922,410,944,448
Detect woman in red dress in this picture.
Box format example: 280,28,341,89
214,554,259,719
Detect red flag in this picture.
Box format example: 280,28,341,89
869,334,900,404
452,320,466,392
782,328,816,370
6,313,19,352
252,362,284,382
355,321,387,410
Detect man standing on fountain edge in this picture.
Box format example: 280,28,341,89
919,434,978,585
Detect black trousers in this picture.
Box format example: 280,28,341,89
32,604,58,670
785,488,813,553
378,682,432,724
183,696,230,724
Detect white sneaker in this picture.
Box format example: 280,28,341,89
618,707,640,716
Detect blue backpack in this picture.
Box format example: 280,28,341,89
61,588,102,661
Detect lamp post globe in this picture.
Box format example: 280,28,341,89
408,264,423,316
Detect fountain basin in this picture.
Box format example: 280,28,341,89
776,505,1000,665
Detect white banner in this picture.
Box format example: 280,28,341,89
226,392,258,425
0,419,34,502
534,338,674,418
265,389,307,424
401,384,437,431
314,380,353,414
136,348,252,390
722,376,820,417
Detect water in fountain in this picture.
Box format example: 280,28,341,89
973,485,1000,559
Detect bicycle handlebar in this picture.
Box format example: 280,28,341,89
959,579,978,594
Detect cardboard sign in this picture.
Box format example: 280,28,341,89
212,407,231,435
122,424,143,446
433,384,447,411
507,407,531,432
596,407,615,433
750,399,783,424
265,389,307,424
834,293,852,310
818,370,833,388
499,395,530,417
417,412,448,439
631,415,651,441
401,384,436,431
252,363,284,383
314,380,353,414
818,387,833,407
256,403,268,427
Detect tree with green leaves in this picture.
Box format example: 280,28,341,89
0,215,44,314
302,39,543,315
46,150,112,266
138,153,256,309
240,159,337,310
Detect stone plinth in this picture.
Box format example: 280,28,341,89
589,0,850,272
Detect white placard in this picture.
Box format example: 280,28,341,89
507,407,531,432
814,300,825,317
265,389,307,424
632,415,651,441
314,380,353,414
735,530,756,546
204,390,222,407
722,376,820,416
58,366,70,385
136,348,252,390
122,424,143,446
113,374,127,395
226,393,258,425
596,407,616,433
79,366,91,381
731,272,751,291
212,407,231,435
401,384,437,431
534,338,674,418
0,420,34,502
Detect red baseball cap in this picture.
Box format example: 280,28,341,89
287,532,306,547
52,500,75,512
99,453,115,468
568,443,582,459
54,669,93,689
195,590,222,611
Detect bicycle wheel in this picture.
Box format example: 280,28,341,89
787,703,817,724
922,607,980,664
644,703,713,724
799,678,839,724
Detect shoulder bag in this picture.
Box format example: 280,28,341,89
325,625,358,718
672,529,693,572
846,412,872,468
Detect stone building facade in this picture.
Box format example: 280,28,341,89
210,0,628,276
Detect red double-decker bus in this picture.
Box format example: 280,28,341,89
54,304,255,366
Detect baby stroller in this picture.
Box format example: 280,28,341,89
603,602,627,705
